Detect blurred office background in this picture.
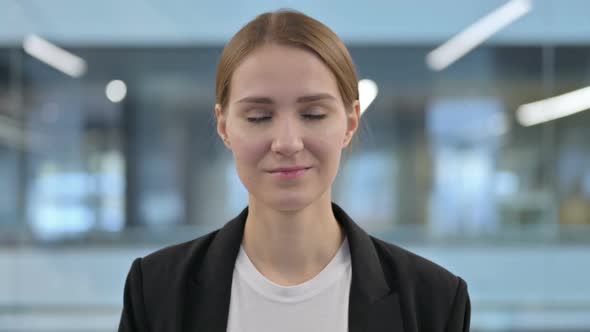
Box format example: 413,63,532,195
1,0,589,331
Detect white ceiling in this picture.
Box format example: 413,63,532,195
1,0,590,46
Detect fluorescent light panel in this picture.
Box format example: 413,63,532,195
517,86,590,126
23,34,87,78
426,0,532,71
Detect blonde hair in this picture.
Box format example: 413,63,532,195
215,9,359,112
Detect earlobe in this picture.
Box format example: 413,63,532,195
342,100,360,148
342,133,351,148
215,104,231,148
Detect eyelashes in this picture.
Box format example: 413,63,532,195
246,116,271,123
246,114,327,124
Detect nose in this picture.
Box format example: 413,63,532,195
270,116,304,156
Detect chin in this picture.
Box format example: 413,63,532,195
259,192,315,213
269,199,310,213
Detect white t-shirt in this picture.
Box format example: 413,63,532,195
226,238,352,332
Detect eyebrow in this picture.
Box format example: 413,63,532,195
236,93,337,104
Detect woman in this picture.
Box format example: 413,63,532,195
119,9,470,332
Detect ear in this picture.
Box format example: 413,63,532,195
215,104,231,148
342,100,360,148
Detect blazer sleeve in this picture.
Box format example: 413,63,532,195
444,277,471,332
118,258,150,332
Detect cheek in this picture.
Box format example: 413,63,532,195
315,117,347,146
229,131,267,169
306,123,347,162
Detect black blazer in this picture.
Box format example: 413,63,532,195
119,203,470,331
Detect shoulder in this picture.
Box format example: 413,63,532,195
134,228,220,284
369,236,469,326
370,236,462,291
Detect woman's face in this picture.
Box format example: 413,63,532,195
216,44,359,212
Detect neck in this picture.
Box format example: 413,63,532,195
242,194,345,286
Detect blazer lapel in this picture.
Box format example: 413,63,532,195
183,208,248,332
332,203,406,332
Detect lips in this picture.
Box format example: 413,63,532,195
268,167,310,180
268,166,310,173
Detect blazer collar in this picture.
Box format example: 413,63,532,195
183,202,405,332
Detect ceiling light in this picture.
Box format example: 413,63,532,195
426,0,532,71
23,34,87,78
359,79,378,115
517,86,590,126
106,80,127,103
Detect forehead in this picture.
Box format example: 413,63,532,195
229,44,341,103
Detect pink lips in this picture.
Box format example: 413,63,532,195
268,167,310,180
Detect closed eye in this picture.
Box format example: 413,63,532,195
302,114,327,120
247,114,326,123
247,116,271,123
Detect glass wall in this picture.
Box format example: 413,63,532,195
2,45,588,244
